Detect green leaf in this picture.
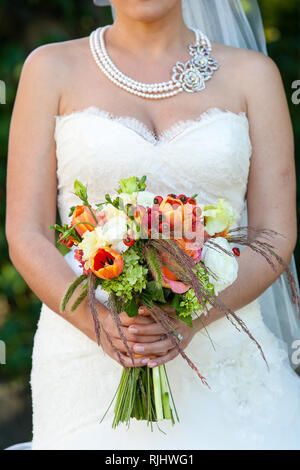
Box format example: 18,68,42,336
124,297,139,317
95,203,106,210
139,290,154,308
71,286,88,311
68,206,76,217
144,246,163,287
118,176,139,195
74,180,87,201
105,193,113,204
146,280,165,303
60,274,87,312
179,313,193,327
172,294,182,313
49,224,65,233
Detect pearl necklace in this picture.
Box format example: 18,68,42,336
89,25,219,100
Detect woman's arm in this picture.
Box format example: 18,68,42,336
211,52,297,316
6,44,156,367
130,51,298,366
6,44,77,316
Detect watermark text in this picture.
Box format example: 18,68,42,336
0,80,6,104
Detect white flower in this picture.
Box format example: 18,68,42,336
202,237,238,295
102,216,128,251
114,240,129,254
118,192,138,209
136,191,155,208
103,204,126,220
78,227,107,261
203,199,237,236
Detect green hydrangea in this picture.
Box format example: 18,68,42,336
102,246,148,301
179,265,215,317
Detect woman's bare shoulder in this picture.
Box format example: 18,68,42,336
213,41,280,83
21,37,90,87
212,41,283,111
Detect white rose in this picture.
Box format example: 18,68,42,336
202,237,238,295
136,191,155,208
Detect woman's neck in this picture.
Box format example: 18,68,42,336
106,9,193,59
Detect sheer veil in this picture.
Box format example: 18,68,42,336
94,0,300,367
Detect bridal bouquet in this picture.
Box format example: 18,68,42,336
51,176,300,430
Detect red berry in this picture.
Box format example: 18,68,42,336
232,247,240,257
193,206,202,217
153,195,163,205
168,193,177,199
123,235,135,247
177,194,188,203
187,198,196,205
147,213,153,228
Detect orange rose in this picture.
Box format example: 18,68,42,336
71,205,97,237
90,247,124,280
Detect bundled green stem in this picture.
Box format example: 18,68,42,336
105,365,178,430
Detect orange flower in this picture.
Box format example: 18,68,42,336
160,252,189,294
159,196,204,247
159,196,185,233
71,205,97,237
90,247,124,280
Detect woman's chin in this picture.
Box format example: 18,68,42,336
112,0,180,23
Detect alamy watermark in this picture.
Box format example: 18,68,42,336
292,80,300,105
291,340,300,367
0,80,6,104
0,340,6,364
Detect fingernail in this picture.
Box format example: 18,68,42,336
141,358,150,364
148,361,157,367
134,345,144,352
129,327,138,334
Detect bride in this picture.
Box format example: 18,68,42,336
5,0,300,450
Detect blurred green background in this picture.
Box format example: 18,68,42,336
0,0,299,449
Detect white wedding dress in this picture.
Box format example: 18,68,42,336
30,106,300,450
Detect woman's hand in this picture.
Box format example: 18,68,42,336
127,305,200,368
73,300,163,367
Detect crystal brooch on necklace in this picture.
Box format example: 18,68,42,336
172,34,219,93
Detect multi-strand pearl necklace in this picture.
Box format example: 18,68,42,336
89,25,219,100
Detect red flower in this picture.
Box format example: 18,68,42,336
90,247,124,280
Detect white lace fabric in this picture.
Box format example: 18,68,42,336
54,107,251,227
30,107,300,450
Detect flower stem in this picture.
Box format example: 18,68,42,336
152,366,163,421
87,203,99,225
159,365,172,422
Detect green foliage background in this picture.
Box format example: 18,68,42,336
0,0,299,448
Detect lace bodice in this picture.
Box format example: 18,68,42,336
54,107,252,226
